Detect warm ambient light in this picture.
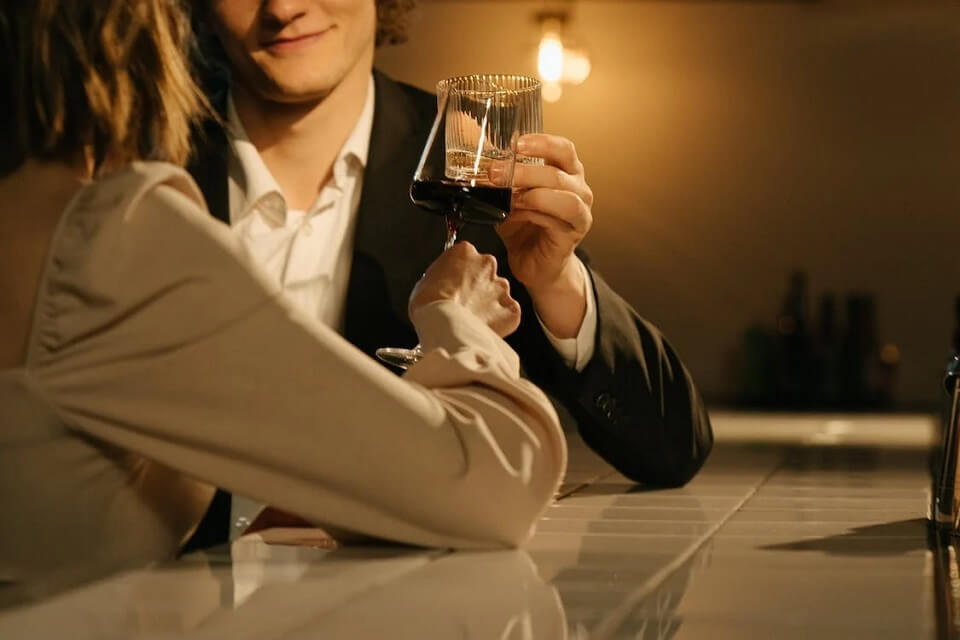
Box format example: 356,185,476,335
535,13,591,103
537,32,564,83
563,48,591,85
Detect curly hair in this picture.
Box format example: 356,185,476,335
376,0,416,47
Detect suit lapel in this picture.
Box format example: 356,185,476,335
343,72,445,358
188,117,231,225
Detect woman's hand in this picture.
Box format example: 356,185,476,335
409,242,521,338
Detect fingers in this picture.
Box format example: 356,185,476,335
494,274,511,297
446,242,500,277
512,163,594,206
450,246,516,319
445,247,521,338
497,209,584,252
491,283,522,338
411,240,522,338
511,188,592,235
481,253,498,274
518,133,584,176
447,240,478,256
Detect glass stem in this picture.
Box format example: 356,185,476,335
444,209,463,251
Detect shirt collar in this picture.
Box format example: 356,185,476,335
226,75,376,225
343,74,374,170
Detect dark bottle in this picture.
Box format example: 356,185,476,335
776,270,813,406
738,324,779,407
838,294,869,408
777,271,809,339
838,293,891,408
815,292,839,407
861,294,889,407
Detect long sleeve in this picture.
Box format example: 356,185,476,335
535,258,597,371
508,255,712,488
191,70,708,492
27,164,566,550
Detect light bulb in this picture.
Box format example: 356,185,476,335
537,32,564,84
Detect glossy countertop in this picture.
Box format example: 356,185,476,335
0,412,943,639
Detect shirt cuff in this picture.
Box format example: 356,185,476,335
536,259,597,372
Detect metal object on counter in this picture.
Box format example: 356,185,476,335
934,356,960,530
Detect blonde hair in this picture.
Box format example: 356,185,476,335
0,0,210,177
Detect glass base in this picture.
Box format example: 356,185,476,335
375,345,424,371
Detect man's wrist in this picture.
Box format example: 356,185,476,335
528,258,587,339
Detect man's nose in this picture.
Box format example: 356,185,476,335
260,0,309,25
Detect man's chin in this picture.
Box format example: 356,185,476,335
252,77,337,105
244,63,343,104
263,85,334,105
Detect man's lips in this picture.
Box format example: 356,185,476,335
261,28,332,53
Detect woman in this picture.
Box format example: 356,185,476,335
0,0,565,601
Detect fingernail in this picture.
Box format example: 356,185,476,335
517,137,530,154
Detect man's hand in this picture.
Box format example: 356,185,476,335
496,134,594,338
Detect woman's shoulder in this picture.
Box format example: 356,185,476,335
64,160,232,253
32,161,271,366
75,161,206,219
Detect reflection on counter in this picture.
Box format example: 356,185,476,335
0,538,565,639
0,423,939,639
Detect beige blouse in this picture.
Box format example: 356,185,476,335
0,162,566,599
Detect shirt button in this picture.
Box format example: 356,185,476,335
261,192,285,215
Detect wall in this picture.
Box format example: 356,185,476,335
375,2,960,408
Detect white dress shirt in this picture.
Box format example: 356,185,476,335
225,81,373,332
224,76,595,534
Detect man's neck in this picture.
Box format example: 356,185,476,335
232,58,372,211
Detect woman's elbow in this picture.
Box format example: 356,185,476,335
452,428,566,549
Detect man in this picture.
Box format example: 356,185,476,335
187,0,711,545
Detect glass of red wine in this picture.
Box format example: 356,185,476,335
376,74,542,370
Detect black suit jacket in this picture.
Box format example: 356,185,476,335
186,72,712,545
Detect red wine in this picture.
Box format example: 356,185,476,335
409,179,511,225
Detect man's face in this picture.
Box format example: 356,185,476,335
208,0,377,103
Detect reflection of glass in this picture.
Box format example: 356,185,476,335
376,75,542,371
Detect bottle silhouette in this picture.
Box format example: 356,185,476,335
776,270,813,407
816,292,839,407
861,294,888,407
838,294,869,408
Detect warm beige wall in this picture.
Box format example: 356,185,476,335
375,2,960,407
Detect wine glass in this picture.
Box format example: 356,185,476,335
376,74,542,370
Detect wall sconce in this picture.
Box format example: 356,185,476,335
535,11,591,102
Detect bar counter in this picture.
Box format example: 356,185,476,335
0,412,941,639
